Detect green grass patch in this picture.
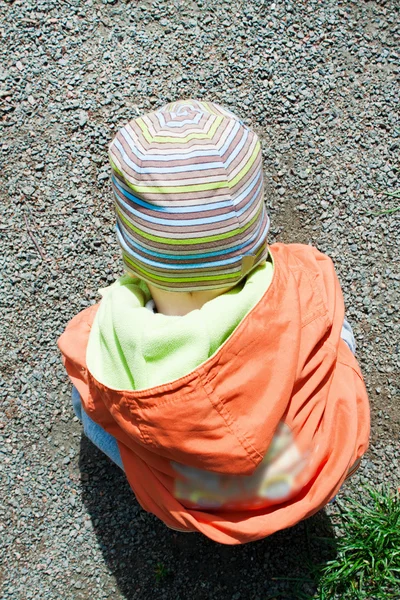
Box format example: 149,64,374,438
302,486,400,599
154,561,170,583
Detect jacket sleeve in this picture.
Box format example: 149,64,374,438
57,304,100,404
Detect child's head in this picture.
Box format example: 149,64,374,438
109,100,269,295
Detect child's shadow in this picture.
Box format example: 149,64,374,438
79,436,337,600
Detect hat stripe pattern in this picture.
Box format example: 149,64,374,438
117,218,267,270
109,100,269,290
112,174,263,227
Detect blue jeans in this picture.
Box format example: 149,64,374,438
72,321,356,471
72,386,124,470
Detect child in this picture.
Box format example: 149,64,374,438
58,100,370,545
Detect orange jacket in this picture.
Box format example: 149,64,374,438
58,243,370,544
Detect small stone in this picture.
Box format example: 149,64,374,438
78,111,88,127
298,170,309,180
22,186,35,196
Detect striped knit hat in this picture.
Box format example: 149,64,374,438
109,100,270,291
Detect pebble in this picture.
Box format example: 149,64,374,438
78,111,88,127
21,185,35,196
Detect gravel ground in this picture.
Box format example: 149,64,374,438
1,0,399,598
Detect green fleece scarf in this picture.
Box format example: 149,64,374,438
86,257,274,391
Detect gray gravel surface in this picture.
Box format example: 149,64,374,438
1,0,399,598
